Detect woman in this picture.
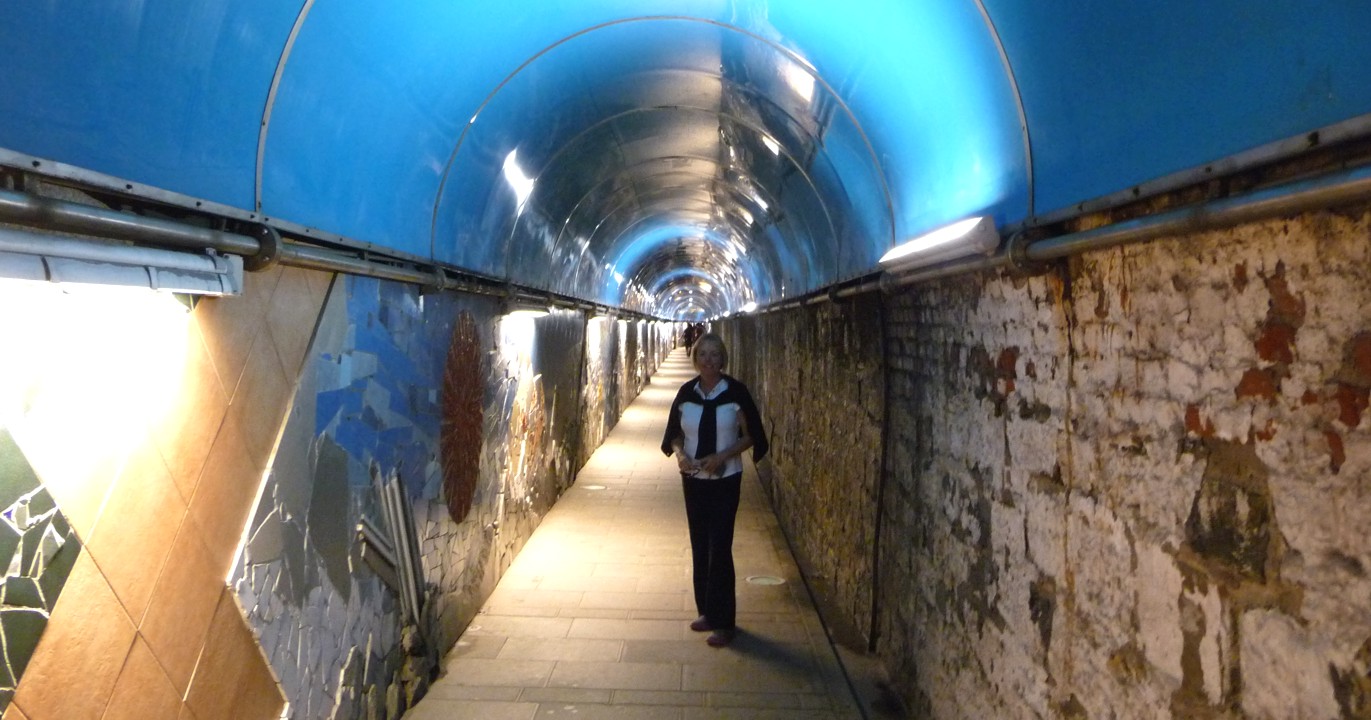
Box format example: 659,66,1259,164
660,333,769,647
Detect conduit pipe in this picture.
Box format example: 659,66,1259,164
881,162,1371,291
0,187,647,318
0,188,261,256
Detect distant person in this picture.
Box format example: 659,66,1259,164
660,333,769,647
683,322,702,352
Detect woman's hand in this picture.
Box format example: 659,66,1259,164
698,454,725,476
676,452,700,475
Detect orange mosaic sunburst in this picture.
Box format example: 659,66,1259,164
440,311,484,523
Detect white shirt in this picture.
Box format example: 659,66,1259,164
679,378,744,479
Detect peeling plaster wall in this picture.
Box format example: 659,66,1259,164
874,206,1371,717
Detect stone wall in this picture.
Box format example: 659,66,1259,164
720,294,886,648
580,317,623,469
876,206,1371,717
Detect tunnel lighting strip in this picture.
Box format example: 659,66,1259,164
0,225,243,296
877,215,1000,272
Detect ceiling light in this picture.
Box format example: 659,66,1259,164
502,149,535,215
878,216,1000,273
784,63,816,104
501,293,549,319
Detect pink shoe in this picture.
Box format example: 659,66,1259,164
689,616,712,632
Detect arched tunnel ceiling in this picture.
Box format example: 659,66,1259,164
3,1,1370,318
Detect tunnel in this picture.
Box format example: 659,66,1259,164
1,1,1371,718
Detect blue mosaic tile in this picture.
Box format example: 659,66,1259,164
315,388,363,436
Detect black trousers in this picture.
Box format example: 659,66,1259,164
681,472,742,629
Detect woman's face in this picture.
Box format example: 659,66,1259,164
695,341,725,377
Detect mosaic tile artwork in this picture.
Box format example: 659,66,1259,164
0,429,81,713
228,272,642,719
232,276,591,719
233,276,461,719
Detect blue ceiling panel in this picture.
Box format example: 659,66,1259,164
0,0,300,209
762,0,1029,256
259,0,475,259
3,0,1369,318
984,0,1371,216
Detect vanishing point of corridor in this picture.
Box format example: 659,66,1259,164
405,349,861,720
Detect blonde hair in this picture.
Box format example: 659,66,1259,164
690,333,728,369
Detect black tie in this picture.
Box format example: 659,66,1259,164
696,396,721,459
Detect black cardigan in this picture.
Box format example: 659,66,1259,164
660,374,770,462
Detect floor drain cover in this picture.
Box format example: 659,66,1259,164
745,575,786,586
582,484,607,491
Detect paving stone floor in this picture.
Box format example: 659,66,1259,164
404,348,864,720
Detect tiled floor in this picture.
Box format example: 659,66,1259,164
405,349,864,720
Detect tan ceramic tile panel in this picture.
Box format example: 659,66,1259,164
185,590,285,720
226,330,292,466
195,265,282,400
266,266,326,376
85,438,188,624
138,524,225,696
154,320,229,502
12,554,136,720
302,268,335,309
101,635,183,720
184,414,267,579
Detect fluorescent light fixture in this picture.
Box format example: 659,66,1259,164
0,226,242,295
739,301,757,313
878,216,1000,272
761,135,781,155
501,294,549,319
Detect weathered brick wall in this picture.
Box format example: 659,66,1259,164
880,269,1071,718
879,206,1371,718
721,294,886,647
